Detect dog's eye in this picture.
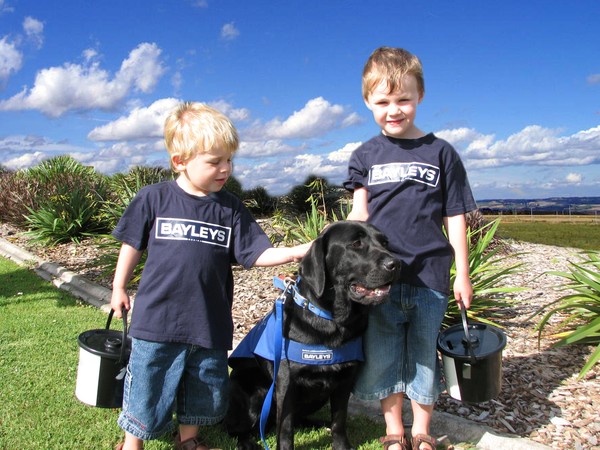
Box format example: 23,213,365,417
349,240,363,249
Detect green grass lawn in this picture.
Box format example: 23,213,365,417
0,256,391,450
489,216,600,251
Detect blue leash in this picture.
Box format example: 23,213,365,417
258,277,337,449
259,279,289,450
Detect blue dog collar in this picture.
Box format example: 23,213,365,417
272,276,333,321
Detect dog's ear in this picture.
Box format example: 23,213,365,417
299,231,328,298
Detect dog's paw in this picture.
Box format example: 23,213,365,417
235,441,262,450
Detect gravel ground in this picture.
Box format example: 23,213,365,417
1,223,598,449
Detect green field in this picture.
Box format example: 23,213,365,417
484,214,600,251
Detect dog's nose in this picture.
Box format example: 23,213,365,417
383,258,400,272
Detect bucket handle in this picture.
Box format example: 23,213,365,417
105,308,129,368
458,300,478,365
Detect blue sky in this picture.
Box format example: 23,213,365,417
1,0,599,200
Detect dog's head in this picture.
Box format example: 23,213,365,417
299,221,401,306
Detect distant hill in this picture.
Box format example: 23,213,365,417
477,196,600,215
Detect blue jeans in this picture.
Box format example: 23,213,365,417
118,338,229,440
353,283,448,405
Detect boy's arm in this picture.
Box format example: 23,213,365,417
345,187,369,221
444,214,473,309
111,242,143,318
253,242,312,267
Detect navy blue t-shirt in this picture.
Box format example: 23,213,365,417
112,180,272,350
343,133,477,295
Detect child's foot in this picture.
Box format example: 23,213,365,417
379,434,410,449
411,433,438,450
175,435,220,450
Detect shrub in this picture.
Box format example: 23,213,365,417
0,169,43,226
444,218,525,327
273,185,349,244
242,186,278,216
286,175,342,215
24,187,106,245
531,251,600,379
21,156,110,244
224,176,244,198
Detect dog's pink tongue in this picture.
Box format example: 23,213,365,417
354,284,391,298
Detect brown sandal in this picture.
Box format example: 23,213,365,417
411,433,438,450
176,436,208,450
379,434,410,450
175,434,222,450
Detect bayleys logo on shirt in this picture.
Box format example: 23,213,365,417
155,218,231,247
368,162,440,187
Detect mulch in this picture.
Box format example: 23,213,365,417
1,223,598,449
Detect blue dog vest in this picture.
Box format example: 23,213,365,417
230,281,364,365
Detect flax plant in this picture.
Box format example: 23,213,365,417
445,219,526,327
531,251,600,379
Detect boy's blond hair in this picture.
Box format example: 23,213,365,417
362,47,425,100
164,102,239,171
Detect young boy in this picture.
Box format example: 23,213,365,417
344,47,477,450
110,102,310,450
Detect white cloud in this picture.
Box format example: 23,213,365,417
76,141,167,174
282,153,324,174
83,48,98,62
246,97,359,140
2,150,47,169
566,173,582,183
233,140,360,194
327,142,361,162
88,98,251,143
88,98,179,141
118,43,165,93
221,22,239,40
234,157,311,195
23,16,44,48
0,134,91,170
0,42,166,117
209,99,250,122
238,140,298,158
0,36,22,82
440,124,600,169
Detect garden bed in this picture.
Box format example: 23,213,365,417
1,222,598,449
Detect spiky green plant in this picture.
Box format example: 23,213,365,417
24,188,107,245
531,251,600,379
21,156,110,244
272,192,349,244
21,155,97,182
445,219,526,327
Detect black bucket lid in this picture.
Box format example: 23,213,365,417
438,322,506,361
78,329,131,360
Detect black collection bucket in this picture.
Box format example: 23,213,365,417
75,309,131,408
437,305,506,403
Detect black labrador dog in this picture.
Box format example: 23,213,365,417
225,221,401,450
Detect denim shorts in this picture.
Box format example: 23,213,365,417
353,283,448,405
118,338,229,440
